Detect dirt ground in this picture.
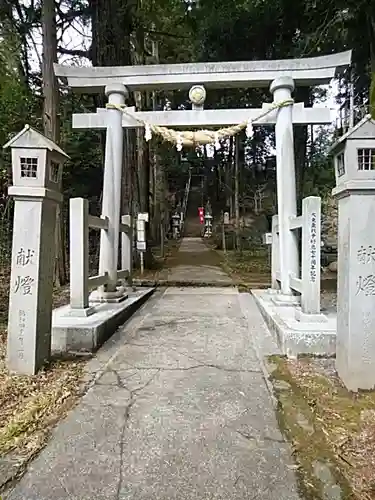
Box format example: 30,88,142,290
132,239,182,281
219,248,271,288
269,356,375,500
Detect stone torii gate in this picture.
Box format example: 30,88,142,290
55,50,351,301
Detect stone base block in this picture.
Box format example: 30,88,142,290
271,293,300,307
252,289,336,357
89,286,128,304
63,306,96,318
295,308,328,324
52,287,154,354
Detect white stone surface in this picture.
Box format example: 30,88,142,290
4,124,69,159
52,287,154,353
73,105,332,129
334,189,375,390
252,290,336,357
271,196,322,315
121,214,132,283
270,77,299,296
331,116,375,188
271,215,280,290
301,196,321,314
54,50,351,92
7,199,58,374
98,84,127,296
136,213,148,250
189,84,206,109
263,233,272,245
271,293,300,307
4,127,68,375
332,118,375,391
69,198,93,314
295,308,328,324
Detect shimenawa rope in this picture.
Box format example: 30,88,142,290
106,98,294,150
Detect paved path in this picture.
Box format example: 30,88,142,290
163,237,233,285
6,289,301,500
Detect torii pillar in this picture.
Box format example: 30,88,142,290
270,76,299,300
92,83,129,301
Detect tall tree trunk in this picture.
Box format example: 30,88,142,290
226,136,234,210
368,13,375,118
294,87,311,207
133,18,154,268
235,135,240,251
151,35,161,245
90,0,134,273
42,0,59,146
42,0,67,286
90,0,132,66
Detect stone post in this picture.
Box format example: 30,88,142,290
270,77,299,298
271,215,280,289
172,213,180,239
329,116,375,390
333,182,375,390
8,191,62,374
204,213,213,237
69,198,95,316
301,196,321,314
121,214,132,284
97,83,128,299
3,125,68,374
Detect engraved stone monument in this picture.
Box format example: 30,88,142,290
331,115,375,390
4,125,69,375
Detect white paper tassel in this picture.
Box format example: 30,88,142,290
144,123,152,142
214,132,221,150
245,119,254,139
176,134,183,152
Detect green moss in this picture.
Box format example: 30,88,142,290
268,356,357,499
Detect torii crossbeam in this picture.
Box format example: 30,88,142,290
72,103,332,130
54,50,351,92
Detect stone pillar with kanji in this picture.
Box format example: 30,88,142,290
3,125,69,375
331,116,375,391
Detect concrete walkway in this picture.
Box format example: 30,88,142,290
6,289,301,500
163,237,233,285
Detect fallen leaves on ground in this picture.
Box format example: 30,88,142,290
0,276,88,490
0,334,85,457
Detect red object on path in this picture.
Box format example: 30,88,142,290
198,207,204,224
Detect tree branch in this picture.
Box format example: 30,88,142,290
149,29,189,40
56,6,91,25
58,46,91,59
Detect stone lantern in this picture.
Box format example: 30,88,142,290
204,213,213,237
3,125,69,375
331,115,375,390
172,213,181,239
